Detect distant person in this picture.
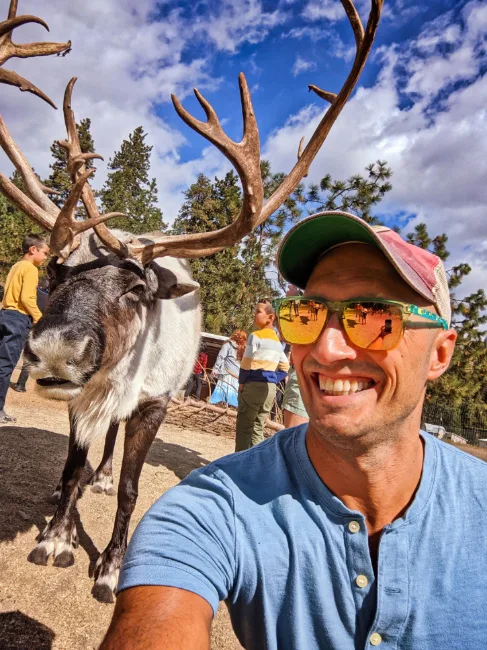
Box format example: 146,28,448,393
0,234,49,423
10,276,50,393
210,330,247,408
184,344,208,401
236,299,289,451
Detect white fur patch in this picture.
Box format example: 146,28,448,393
91,473,114,492
94,567,120,593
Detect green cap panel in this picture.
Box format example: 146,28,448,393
279,214,378,289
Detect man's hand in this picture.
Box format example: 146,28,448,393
99,586,213,650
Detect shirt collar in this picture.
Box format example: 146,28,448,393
294,425,437,525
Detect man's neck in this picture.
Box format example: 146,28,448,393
306,424,424,536
22,254,35,265
259,325,275,331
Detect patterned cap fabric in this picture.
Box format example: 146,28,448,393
277,211,452,326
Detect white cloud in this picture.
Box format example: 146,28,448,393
262,0,487,298
193,0,286,53
302,0,345,22
292,55,317,77
283,26,355,61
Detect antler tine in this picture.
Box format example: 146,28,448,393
58,78,128,257
50,168,123,260
341,0,365,49
9,0,19,20
121,73,263,262
0,0,71,107
260,0,384,222
0,15,48,39
0,69,57,108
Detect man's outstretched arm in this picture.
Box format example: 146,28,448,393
99,586,213,650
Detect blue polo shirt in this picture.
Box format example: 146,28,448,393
118,426,487,649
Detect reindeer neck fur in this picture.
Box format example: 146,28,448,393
56,230,201,447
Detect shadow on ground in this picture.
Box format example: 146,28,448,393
146,437,210,481
0,425,210,546
0,610,55,649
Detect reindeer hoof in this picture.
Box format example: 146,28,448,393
92,582,114,604
89,473,116,496
27,546,49,566
53,550,75,568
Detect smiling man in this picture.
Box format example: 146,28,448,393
101,211,487,650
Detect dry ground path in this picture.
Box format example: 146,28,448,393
0,377,242,650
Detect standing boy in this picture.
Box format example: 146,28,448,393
236,299,289,451
0,234,48,422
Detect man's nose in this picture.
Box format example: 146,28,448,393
311,312,357,364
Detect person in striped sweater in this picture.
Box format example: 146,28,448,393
236,299,289,451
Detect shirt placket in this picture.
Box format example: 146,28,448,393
364,526,410,649
344,516,377,646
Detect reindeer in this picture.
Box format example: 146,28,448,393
0,0,384,602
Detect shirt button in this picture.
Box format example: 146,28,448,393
356,574,368,588
370,632,383,646
348,520,360,533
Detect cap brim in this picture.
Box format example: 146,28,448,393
277,211,436,305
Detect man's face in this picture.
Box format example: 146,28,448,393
254,303,273,329
31,244,50,267
291,243,455,445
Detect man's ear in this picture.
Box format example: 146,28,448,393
427,328,457,381
145,265,200,300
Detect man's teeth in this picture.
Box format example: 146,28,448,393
318,376,374,395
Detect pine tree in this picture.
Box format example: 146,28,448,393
172,172,249,334
45,118,96,208
0,172,46,281
100,127,166,234
306,160,393,223
406,222,487,409
172,161,307,334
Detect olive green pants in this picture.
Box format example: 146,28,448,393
235,381,276,452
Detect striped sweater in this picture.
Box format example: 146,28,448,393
239,328,290,385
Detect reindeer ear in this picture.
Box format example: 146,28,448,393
145,265,200,300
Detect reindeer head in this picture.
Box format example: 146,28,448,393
0,0,385,401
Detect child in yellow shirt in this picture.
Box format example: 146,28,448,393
0,234,49,423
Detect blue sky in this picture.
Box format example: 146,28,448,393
1,0,486,297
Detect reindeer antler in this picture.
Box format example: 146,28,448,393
0,0,71,108
98,0,385,263
0,0,385,266
0,77,124,261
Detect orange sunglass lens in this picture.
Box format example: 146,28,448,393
342,303,403,351
277,300,328,344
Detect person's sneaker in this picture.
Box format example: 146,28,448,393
0,410,16,423
10,383,26,393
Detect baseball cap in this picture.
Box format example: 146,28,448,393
277,211,451,326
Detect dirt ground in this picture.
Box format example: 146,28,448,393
0,372,242,650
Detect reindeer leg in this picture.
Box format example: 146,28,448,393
28,410,88,568
89,422,119,496
92,396,169,603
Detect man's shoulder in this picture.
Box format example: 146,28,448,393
193,426,303,495
429,434,487,488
